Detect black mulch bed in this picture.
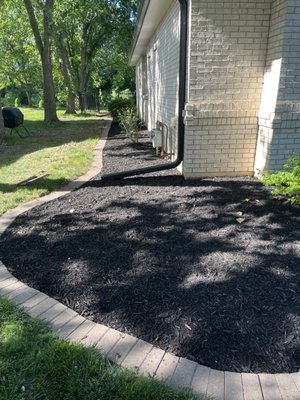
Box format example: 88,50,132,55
1,122,300,374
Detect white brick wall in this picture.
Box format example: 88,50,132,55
255,0,300,172
136,56,149,126
183,0,272,178
136,1,180,155
136,58,143,121
188,0,271,103
255,0,287,172
134,0,300,178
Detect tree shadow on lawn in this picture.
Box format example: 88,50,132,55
0,177,299,374
0,178,71,194
0,119,107,169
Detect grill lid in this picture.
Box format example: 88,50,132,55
2,107,24,128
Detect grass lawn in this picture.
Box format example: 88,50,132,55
0,108,108,215
0,298,201,400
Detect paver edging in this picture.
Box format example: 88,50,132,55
0,120,299,400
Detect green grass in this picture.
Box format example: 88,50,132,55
0,298,201,400
261,153,300,204
0,108,109,215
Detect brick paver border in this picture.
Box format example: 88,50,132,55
0,121,299,400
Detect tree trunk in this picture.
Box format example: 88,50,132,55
58,34,76,114
79,23,90,112
24,89,32,107
23,0,58,122
95,87,100,111
79,69,90,112
0,102,5,141
42,53,58,121
66,92,76,114
79,91,88,112
42,0,58,121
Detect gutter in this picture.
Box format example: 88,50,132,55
101,0,188,181
128,0,151,65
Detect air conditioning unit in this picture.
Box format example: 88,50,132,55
150,129,162,148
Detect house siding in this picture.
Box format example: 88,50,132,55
255,0,300,172
136,58,143,121
134,0,300,178
136,1,181,156
183,0,273,178
136,56,149,126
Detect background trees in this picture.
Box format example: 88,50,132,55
0,105,4,140
0,2,42,108
0,0,137,121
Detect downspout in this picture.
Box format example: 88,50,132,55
101,0,188,181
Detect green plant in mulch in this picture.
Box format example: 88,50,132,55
108,97,135,122
0,298,202,400
108,97,139,142
119,107,139,143
261,153,300,204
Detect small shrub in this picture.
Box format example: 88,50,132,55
38,99,44,108
119,107,139,142
261,153,300,204
14,98,20,107
108,97,134,121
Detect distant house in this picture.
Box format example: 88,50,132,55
130,0,300,179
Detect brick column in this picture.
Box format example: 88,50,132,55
255,0,300,173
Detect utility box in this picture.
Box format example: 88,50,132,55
150,129,162,148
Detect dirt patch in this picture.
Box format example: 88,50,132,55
1,123,299,373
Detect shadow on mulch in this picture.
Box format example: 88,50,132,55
0,123,299,374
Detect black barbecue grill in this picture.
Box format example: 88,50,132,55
2,107,29,137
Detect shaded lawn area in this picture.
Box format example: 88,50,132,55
0,123,299,374
0,108,108,215
0,299,200,400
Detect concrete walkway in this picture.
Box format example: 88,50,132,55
0,120,299,400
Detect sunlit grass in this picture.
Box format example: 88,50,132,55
19,108,108,122
0,299,201,400
0,108,108,215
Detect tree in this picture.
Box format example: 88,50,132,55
55,0,137,112
55,0,114,111
0,2,42,107
0,0,138,117
0,102,4,141
23,0,58,121
91,0,138,99
57,33,76,113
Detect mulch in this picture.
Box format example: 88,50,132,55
1,122,300,373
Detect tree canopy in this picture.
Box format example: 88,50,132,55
0,0,137,121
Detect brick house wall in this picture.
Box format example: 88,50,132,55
134,0,300,178
183,0,272,177
136,2,181,155
255,0,300,172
